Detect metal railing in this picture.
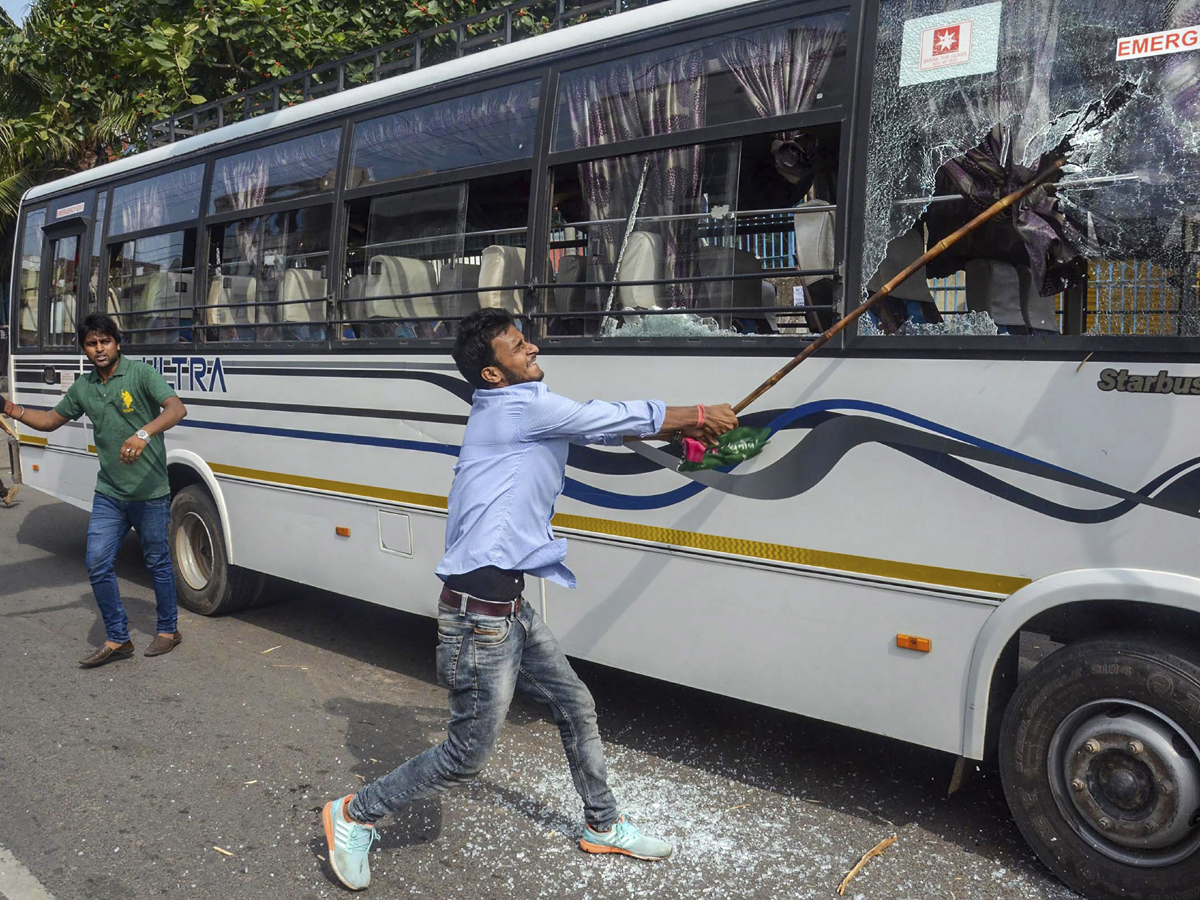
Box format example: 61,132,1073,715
143,0,664,148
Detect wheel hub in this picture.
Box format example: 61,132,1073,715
175,510,214,591
1050,701,1200,866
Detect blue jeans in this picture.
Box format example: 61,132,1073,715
349,599,619,829
86,492,178,644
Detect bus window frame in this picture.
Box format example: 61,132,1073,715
843,0,1200,358
532,0,859,353
330,71,549,351
40,216,90,350
196,120,349,351
11,205,49,354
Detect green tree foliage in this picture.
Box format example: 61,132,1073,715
0,0,547,223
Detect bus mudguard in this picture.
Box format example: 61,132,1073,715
961,567,1200,760
165,449,236,565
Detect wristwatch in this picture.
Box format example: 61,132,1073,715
136,429,150,441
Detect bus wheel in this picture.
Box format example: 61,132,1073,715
999,637,1200,900
169,485,263,615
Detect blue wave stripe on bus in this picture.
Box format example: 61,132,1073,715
31,399,1083,510
563,476,705,509
765,400,1082,479
177,418,460,456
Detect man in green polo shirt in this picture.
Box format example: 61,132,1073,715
2,313,188,667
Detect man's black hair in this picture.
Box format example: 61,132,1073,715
452,308,515,390
78,312,121,348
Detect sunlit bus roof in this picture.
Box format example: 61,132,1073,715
26,0,764,203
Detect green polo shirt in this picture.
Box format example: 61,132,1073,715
54,355,178,501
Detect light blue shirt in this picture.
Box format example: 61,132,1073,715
436,381,666,588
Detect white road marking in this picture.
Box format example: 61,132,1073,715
0,844,56,900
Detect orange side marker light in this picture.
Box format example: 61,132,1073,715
335,526,351,537
31,464,39,472
896,634,932,653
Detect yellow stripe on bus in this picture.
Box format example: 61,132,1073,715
209,462,449,511
208,461,1029,596
552,512,1029,595
17,435,48,446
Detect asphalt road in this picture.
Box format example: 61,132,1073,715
0,474,1079,900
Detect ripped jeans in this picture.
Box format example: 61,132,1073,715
348,598,618,830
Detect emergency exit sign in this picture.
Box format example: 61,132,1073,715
1116,26,1200,62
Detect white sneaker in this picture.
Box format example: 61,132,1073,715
322,795,379,890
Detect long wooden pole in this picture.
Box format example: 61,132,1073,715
732,157,1066,414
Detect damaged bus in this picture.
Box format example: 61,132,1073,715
8,1,1200,897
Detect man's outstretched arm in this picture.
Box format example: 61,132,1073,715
2,397,69,432
523,391,738,447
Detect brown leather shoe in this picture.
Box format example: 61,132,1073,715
144,631,182,657
79,640,135,668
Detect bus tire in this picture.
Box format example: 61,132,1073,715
170,485,264,615
998,636,1200,900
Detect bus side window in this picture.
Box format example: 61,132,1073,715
546,127,839,338
108,230,196,345
545,11,848,339
17,208,46,347
204,206,332,343
862,3,1200,339
341,171,530,341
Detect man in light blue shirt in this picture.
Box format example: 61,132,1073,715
322,309,737,891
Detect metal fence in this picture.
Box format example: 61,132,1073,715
143,0,664,148
927,262,1200,335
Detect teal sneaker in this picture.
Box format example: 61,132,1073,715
322,795,380,890
579,814,673,860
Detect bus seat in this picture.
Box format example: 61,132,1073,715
342,272,367,334
206,274,257,328
138,271,190,340
615,231,661,309
280,267,327,324
795,200,837,332
1017,265,1059,333
553,254,587,314
868,229,942,329
366,255,438,324
695,245,766,328
964,258,1025,330
443,263,481,317
478,245,526,314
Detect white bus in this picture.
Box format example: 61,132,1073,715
9,1,1200,897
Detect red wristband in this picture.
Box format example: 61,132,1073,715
696,404,706,427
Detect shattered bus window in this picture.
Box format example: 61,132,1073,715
863,0,1200,337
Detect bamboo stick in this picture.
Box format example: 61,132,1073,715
732,157,1066,415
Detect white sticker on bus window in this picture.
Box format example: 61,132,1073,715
55,202,84,219
1116,27,1200,62
899,2,1002,87
792,284,806,306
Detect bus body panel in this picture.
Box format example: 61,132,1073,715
13,350,1200,755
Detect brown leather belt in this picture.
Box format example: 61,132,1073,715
440,586,523,616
